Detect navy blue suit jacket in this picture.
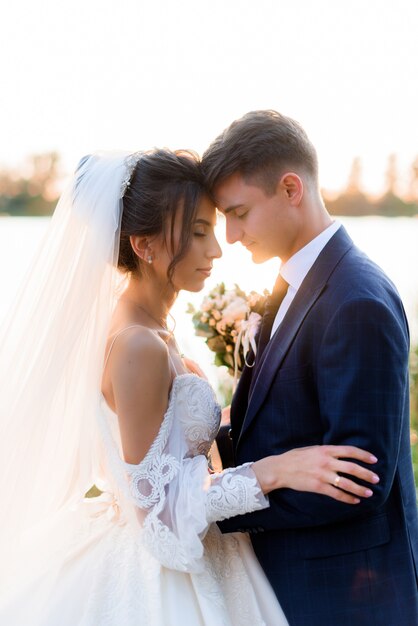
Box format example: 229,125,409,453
219,227,418,625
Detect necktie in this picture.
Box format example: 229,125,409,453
255,274,289,363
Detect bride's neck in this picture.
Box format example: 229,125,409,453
121,274,177,328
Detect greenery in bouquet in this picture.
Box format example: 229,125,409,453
188,283,269,379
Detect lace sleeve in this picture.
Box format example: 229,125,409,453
205,463,269,524
124,427,269,572
98,376,269,572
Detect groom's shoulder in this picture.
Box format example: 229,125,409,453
320,250,408,342
346,242,393,280
328,241,401,306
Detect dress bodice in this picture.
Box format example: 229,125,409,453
101,324,221,461
171,374,222,458
100,373,221,461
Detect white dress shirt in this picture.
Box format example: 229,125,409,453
270,221,341,337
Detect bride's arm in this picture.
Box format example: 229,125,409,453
204,445,378,525
178,357,378,504
112,329,378,508
121,336,378,502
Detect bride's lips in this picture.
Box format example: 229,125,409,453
196,268,212,277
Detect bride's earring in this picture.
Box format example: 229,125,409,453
147,254,153,265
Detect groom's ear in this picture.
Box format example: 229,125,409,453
278,172,303,206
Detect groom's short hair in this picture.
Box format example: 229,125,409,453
202,110,318,195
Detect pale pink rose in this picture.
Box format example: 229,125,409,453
248,292,263,307
201,299,213,312
221,297,248,325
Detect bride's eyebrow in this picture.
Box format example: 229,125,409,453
194,218,213,227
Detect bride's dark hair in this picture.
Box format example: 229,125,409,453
119,149,208,282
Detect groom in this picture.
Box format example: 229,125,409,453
202,111,418,625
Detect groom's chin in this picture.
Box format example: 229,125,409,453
250,250,273,264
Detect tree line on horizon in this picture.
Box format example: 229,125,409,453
324,155,418,217
1,152,418,218
0,153,60,216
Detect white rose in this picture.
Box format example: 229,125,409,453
201,299,213,312
222,297,248,324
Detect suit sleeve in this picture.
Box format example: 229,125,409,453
219,297,410,533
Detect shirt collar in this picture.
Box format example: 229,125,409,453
280,221,341,291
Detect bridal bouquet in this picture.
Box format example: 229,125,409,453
188,283,268,381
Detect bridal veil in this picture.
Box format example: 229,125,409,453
0,153,131,592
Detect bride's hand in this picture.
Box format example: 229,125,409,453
252,445,380,504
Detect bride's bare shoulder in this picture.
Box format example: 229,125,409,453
109,325,169,373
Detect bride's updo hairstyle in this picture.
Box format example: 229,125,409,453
119,149,207,283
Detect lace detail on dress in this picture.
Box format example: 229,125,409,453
195,526,269,625
97,373,179,506
176,375,221,457
125,405,179,512
206,463,269,523
141,516,195,572
129,453,179,510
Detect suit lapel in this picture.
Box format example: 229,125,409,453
237,282,326,447
236,225,354,450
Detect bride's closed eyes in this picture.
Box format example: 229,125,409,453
193,218,216,237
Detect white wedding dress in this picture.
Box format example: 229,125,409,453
1,352,287,625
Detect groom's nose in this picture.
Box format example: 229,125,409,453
225,217,242,245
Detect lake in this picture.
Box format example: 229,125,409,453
1,215,418,388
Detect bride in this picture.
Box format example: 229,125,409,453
0,149,379,625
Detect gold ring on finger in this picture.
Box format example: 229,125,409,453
333,474,341,488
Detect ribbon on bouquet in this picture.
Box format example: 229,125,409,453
233,312,262,389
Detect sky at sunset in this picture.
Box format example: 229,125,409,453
1,0,418,195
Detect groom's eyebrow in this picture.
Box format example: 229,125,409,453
224,204,244,214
